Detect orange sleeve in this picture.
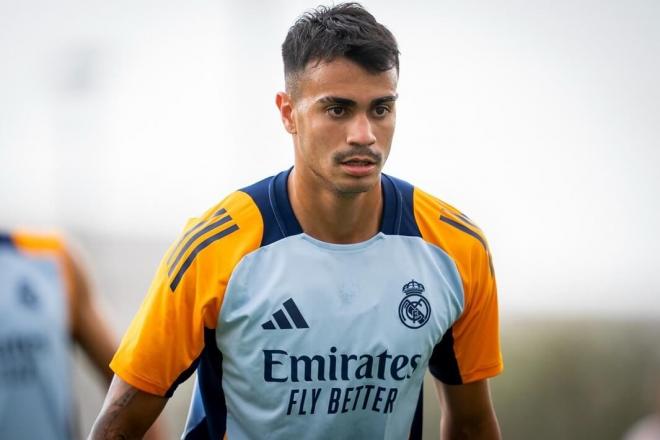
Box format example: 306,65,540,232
110,191,263,396
449,234,502,383
414,188,503,384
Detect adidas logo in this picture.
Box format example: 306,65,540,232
262,298,309,330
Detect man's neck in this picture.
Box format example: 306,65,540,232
287,168,383,244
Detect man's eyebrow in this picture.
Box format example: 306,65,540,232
317,95,399,107
317,96,356,106
372,95,398,105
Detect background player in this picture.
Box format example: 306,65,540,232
90,3,502,439
0,229,165,439
0,230,116,439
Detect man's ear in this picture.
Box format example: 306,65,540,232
276,92,297,134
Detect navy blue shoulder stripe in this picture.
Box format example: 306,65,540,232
456,211,478,229
168,213,233,277
440,216,486,249
439,216,494,275
169,224,240,291
167,208,227,267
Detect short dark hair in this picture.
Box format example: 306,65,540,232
282,3,399,93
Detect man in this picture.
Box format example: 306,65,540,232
0,230,116,439
90,3,503,439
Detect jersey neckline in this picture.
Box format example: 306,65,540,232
268,167,404,241
300,231,385,251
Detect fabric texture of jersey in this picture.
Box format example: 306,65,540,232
110,169,503,439
0,231,74,440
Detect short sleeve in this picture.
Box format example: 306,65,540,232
412,186,503,385
429,237,503,384
110,191,263,396
109,217,221,396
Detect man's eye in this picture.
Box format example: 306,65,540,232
328,107,346,117
373,106,391,117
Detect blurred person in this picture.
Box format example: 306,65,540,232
90,3,503,439
0,229,165,440
0,229,116,439
623,375,660,440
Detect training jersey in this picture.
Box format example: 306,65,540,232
0,231,75,440
111,169,503,439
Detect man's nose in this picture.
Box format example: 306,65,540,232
346,113,376,147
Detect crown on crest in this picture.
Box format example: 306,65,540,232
402,279,425,295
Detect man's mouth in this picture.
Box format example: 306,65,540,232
339,157,379,177
341,158,376,166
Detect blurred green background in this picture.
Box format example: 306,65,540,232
423,318,660,439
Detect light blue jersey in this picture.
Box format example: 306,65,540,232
111,169,503,439
0,233,73,440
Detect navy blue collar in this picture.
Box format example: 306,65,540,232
268,168,403,238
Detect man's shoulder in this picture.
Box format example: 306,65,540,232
189,173,277,238
164,180,272,293
387,174,492,268
385,174,476,229
173,173,275,249
172,170,282,248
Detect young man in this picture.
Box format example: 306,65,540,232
91,3,503,439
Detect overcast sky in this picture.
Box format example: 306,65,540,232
1,0,658,317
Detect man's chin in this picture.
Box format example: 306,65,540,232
331,175,380,196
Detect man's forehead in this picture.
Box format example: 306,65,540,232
296,57,398,100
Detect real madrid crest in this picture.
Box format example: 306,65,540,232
398,279,431,329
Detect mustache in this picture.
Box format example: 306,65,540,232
333,148,383,164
